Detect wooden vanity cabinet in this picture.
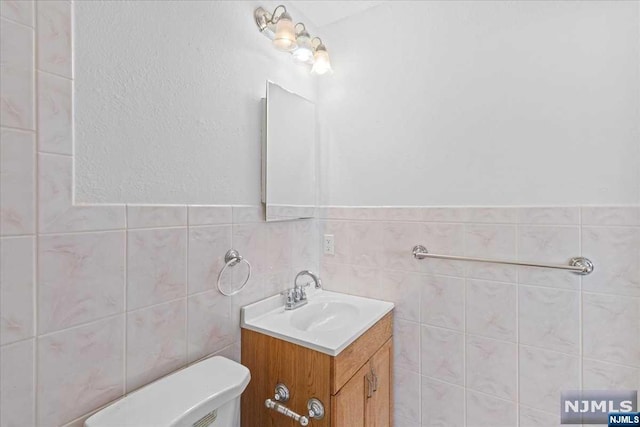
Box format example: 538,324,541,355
332,339,392,427
241,312,393,427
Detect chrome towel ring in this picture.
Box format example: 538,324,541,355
217,249,252,296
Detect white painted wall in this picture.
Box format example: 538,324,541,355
318,1,640,206
75,1,317,205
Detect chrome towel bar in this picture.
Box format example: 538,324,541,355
412,245,594,275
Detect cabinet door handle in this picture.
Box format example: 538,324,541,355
370,366,378,392
366,374,374,398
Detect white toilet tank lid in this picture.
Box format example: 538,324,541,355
85,356,250,427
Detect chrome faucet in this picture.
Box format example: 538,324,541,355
282,271,322,310
295,270,322,290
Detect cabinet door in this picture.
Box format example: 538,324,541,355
331,362,370,427
366,339,393,427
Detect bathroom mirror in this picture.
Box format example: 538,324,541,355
262,81,317,221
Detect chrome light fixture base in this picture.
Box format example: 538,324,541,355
254,7,269,32
254,5,332,74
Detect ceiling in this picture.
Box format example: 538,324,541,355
291,1,382,28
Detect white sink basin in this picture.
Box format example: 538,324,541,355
290,301,359,332
241,290,394,356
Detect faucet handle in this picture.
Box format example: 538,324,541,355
281,289,294,304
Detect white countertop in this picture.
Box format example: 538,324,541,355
241,289,394,356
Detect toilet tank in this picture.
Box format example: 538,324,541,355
85,356,250,427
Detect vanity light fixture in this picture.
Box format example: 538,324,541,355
254,5,333,75
292,24,314,64
310,37,333,75
271,6,297,51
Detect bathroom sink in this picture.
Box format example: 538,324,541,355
241,290,394,356
290,301,359,332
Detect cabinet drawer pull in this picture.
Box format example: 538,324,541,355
366,374,374,398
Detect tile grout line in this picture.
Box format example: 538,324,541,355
462,222,468,427
515,218,520,427
578,207,584,392
185,215,190,366
123,199,128,397
32,1,40,424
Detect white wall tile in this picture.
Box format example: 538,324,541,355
583,293,640,367
581,206,640,226
466,335,517,401
318,220,350,265
188,225,232,295
466,390,517,427
421,223,466,276
381,222,425,272
265,221,292,273
420,275,464,331
517,225,580,290
187,290,235,363
0,17,34,130
232,223,267,275
395,367,421,423
517,207,579,225
0,236,34,345
38,231,125,334
519,406,562,427
582,359,640,390
380,207,423,222
466,279,516,342
379,270,421,322
519,345,580,413
465,261,517,284
187,205,232,225
36,0,71,77
38,154,125,233
37,71,72,154
263,269,291,298
126,299,187,391
582,226,640,296
421,325,464,385
230,270,266,314
420,207,466,223
395,319,421,373
348,221,383,267
421,377,464,427
0,339,35,427
465,224,516,258
319,262,351,293
231,205,264,223
0,129,35,235
127,228,187,310
127,205,187,229
291,219,319,273
464,207,518,224
519,286,580,354
1,0,34,27
37,316,124,426
517,265,579,291
321,262,381,298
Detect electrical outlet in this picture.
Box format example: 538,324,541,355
323,234,335,255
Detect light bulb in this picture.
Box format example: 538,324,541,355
273,12,297,52
293,31,314,63
311,44,332,75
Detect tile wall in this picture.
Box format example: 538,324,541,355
1,2,638,427
0,2,318,425
319,206,640,427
